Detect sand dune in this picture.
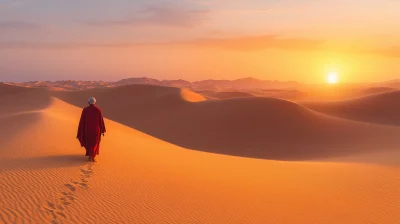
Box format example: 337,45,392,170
197,89,308,101
180,88,206,102
360,87,397,96
52,84,195,112
198,90,255,99
1,85,400,223
197,87,379,102
303,90,400,126
0,82,31,94
52,84,400,160
277,85,398,102
0,83,52,115
253,89,306,101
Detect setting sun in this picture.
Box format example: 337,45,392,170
327,72,339,84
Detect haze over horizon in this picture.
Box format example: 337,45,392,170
3,76,399,86
2,76,300,83
1,0,400,83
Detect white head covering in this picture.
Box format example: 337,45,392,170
88,97,96,105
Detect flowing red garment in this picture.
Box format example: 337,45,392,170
77,105,106,159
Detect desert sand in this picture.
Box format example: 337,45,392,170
1,83,400,224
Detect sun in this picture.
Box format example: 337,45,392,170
326,72,339,84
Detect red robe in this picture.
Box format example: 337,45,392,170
77,105,106,158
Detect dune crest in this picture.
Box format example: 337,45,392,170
303,90,400,126
180,88,206,102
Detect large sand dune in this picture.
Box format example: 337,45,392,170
53,84,400,160
197,90,256,99
1,84,400,223
0,83,52,115
303,90,400,126
360,86,397,96
197,89,307,101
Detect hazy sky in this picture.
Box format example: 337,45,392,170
1,0,400,82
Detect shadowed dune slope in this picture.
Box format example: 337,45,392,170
0,82,32,95
198,90,255,99
53,85,400,160
303,90,400,126
52,84,196,114
0,83,52,115
254,89,306,101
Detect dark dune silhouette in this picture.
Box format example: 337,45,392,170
52,84,400,160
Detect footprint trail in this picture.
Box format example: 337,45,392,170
42,162,94,223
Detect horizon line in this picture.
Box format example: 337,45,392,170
1,76,398,85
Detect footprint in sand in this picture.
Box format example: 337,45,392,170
79,182,88,187
77,163,94,187
43,201,67,223
80,170,92,178
46,201,56,209
61,192,75,201
60,198,71,206
64,184,76,192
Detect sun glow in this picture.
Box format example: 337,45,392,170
327,72,339,84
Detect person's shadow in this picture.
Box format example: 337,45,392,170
1,154,87,172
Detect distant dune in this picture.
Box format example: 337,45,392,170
303,90,400,126
254,89,307,101
359,86,397,96
198,89,306,101
47,87,68,91
0,83,51,115
52,84,195,115
53,84,400,160
6,78,400,102
5,77,303,91
180,89,207,102
2,84,400,223
0,82,31,95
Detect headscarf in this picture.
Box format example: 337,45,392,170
88,97,96,105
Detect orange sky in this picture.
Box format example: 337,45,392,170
1,0,400,82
